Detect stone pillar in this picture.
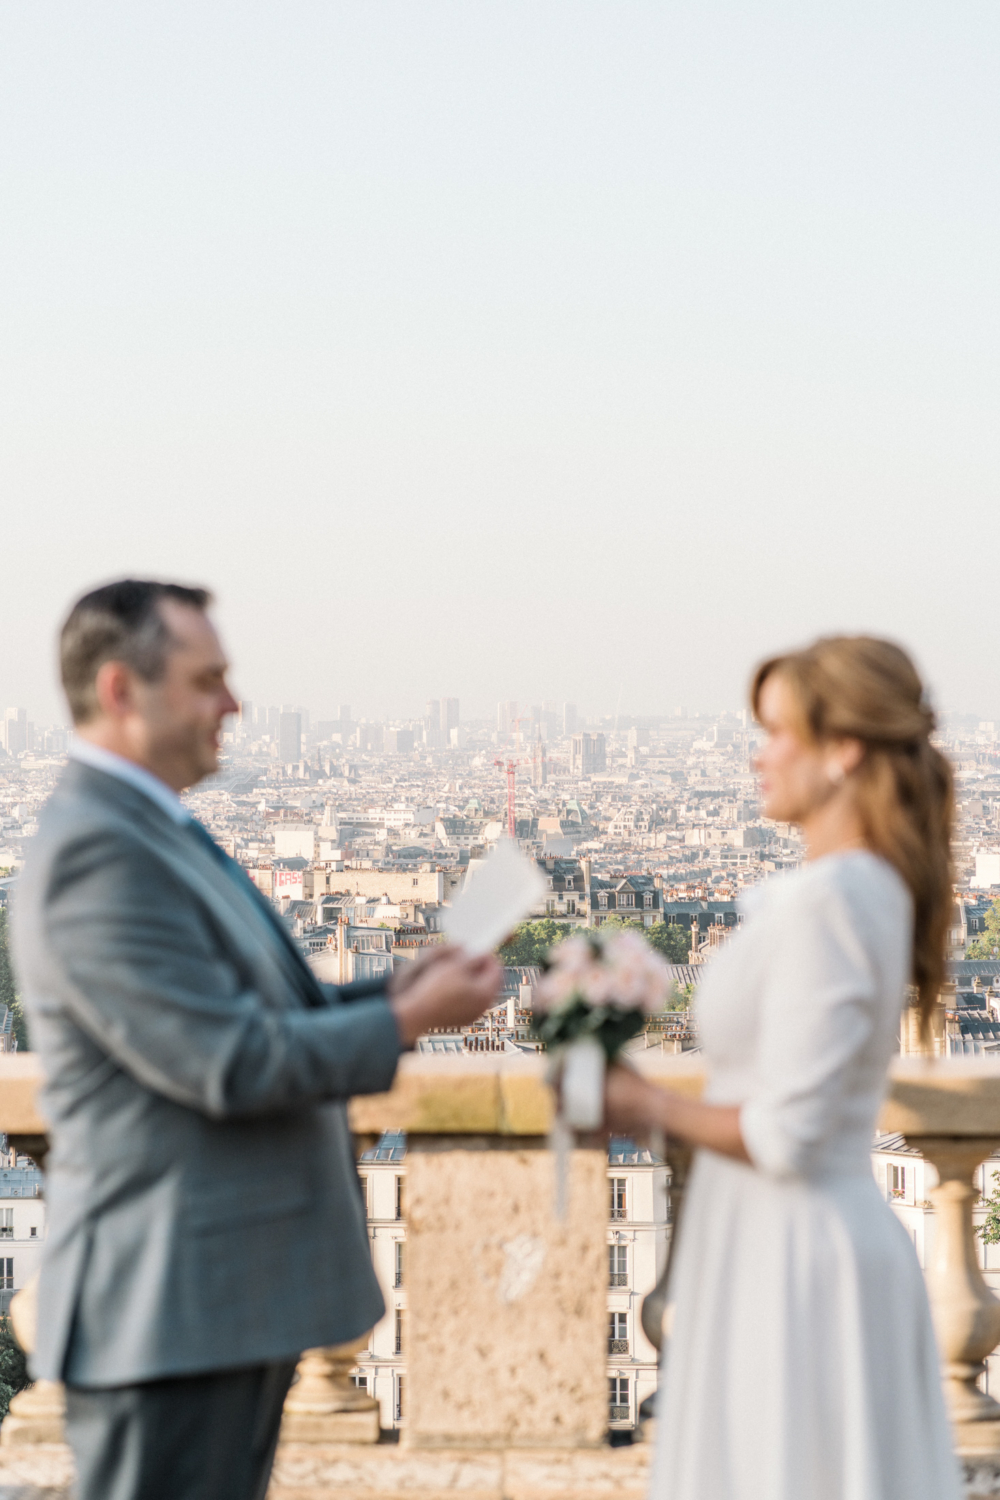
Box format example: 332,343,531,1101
280,1337,380,1443
909,1135,1000,1453
404,1137,606,1449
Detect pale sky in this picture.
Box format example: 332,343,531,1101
2,2,998,724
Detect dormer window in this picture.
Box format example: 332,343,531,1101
598,893,608,909
644,893,654,909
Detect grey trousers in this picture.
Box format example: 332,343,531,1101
65,1360,298,1500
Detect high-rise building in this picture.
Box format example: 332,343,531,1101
563,703,578,737
425,700,441,733
531,736,547,787
278,711,302,762
237,701,253,726
338,705,352,728
3,709,27,758
442,699,459,732
497,700,518,735
386,729,414,755
355,723,384,753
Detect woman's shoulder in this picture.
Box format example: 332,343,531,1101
771,850,911,935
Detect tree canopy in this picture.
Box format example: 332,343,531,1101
498,919,575,967
0,912,28,1051
497,916,690,969
967,899,1000,960
0,1316,28,1419
979,1179,1000,1246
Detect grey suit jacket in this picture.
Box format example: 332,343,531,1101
11,761,401,1387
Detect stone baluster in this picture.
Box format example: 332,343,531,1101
640,1139,692,1352
0,1270,67,1447
907,1134,1000,1453
280,1336,380,1443
0,1381,66,1446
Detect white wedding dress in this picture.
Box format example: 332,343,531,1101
650,851,962,1500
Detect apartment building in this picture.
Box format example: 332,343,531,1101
0,1164,46,1312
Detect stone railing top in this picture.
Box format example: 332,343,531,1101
3,1048,1000,1139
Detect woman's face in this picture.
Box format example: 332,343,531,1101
754,672,838,824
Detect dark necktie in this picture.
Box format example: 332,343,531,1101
186,819,324,1003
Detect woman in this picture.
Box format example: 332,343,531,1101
605,636,961,1500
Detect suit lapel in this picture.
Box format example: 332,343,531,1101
63,764,318,1009
154,823,320,1007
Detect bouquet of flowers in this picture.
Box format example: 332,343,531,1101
534,930,674,1138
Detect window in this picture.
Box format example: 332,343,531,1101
0,1259,12,1291
889,1164,906,1200
608,1376,630,1421
353,1373,368,1393
643,893,654,909
358,1175,370,1217
609,1178,627,1220
412,878,419,887
608,1312,628,1353
394,1307,404,1355
395,1176,404,1221
29,1227,36,1238
608,1244,628,1286
395,1375,404,1423
394,1240,404,1287
598,894,608,910
619,893,634,908
0,1211,12,1240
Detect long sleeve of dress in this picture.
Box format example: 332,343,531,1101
739,878,880,1179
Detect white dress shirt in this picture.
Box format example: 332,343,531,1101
68,737,191,826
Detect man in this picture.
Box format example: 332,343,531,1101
12,580,500,1500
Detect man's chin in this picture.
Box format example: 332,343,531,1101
186,747,221,788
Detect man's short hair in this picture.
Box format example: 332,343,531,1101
60,579,213,725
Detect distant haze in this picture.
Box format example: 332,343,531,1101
1,2,999,724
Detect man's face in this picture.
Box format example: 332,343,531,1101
131,603,239,790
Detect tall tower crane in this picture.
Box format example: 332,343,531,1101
494,712,533,839
494,757,518,839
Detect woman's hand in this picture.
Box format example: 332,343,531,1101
390,948,502,1047
603,1063,668,1135
603,1062,751,1163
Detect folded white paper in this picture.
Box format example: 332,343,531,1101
442,841,547,957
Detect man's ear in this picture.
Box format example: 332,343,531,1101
92,660,138,720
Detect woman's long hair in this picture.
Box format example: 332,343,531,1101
751,636,954,1037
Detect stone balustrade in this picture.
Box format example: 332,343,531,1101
1,1051,1000,1499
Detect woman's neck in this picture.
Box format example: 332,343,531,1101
800,794,868,862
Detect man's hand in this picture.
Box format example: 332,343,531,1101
386,942,454,998
390,948,502,1048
